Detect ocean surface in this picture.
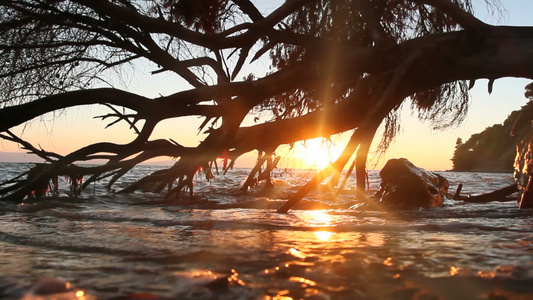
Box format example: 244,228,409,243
0,163,532,300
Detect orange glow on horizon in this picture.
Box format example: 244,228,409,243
1,109,458,171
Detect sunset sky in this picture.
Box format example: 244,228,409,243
1,1,532,171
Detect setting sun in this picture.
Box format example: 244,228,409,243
291,138,343,169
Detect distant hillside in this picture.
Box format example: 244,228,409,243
451,108,525,173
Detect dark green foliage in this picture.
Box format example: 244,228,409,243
451,109,524,172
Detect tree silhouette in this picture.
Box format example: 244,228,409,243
452,121,518,172
1,0,533,211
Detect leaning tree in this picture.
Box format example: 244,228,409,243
1,0,532,212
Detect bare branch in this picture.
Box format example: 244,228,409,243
0,130,62,162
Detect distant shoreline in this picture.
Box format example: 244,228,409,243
445,169,514,174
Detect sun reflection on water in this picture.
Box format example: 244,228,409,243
288,248,306,259
229,269,246,286
289,276,317,286
264,294,293,300
300,210,332,226
296,210,339,243
314,231,335,242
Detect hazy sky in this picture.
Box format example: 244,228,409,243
1,1,532,171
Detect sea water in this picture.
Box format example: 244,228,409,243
0,163,532,299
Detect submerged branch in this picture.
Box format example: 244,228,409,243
453,183,519,203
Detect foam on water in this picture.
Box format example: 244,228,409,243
0,163,532,299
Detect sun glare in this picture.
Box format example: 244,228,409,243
300,210,332,226
314,231,335,242
292,138,343,169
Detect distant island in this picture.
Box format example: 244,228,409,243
451,106,525,173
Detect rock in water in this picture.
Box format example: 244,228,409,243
378,158,449,208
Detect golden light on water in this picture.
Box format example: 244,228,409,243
314,231,335,242
383,257,394,267
299,211,337,242
229,269,246,286
288,248,306,259
449,265,473,276
300,210,331,226
450,266,460,276
477,270,496,278
264,294,293,300
174,269,218,280
364,232,386,247
190,270,216,279
289,276,317,286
